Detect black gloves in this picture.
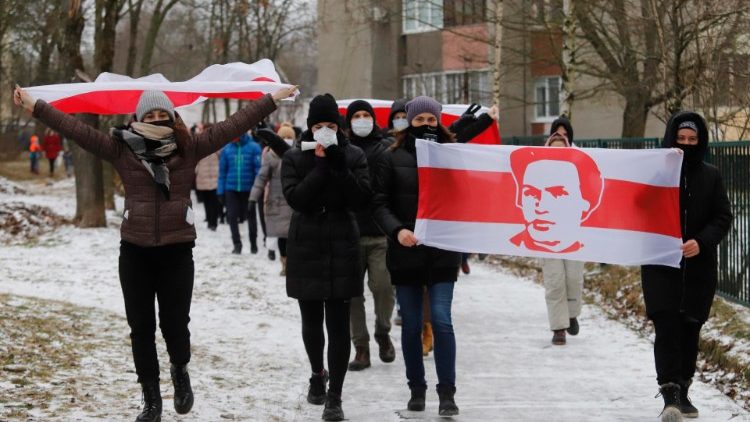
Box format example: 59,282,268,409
255,128,291,157
325,145,346,171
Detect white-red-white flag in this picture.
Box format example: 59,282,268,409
336,99,502,144
23,60,296,115
414,139,684,267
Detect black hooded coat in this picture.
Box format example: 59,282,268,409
641,111,732,323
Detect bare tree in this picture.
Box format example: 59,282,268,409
139,0,180,75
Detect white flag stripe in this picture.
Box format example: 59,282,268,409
415,219,683,267
416,139,683,188
336,99,490,117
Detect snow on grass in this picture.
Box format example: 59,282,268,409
0,179,748,421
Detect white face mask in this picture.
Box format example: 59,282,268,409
351,118,373,137
392,118,409,132
313,126,338,148
283,138,294,146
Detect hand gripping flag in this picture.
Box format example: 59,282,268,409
336,99,501,145
414,139,685,267
23,59,296,115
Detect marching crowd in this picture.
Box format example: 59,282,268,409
13,83,731,422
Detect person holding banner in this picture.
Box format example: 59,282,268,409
343,100,397,372
372,96,461,416
281,94,371,422
13,84,295,422
538,124,586,346
641,112,732,421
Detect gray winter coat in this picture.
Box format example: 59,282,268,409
250,148,293,238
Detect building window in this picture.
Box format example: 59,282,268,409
535,76,561,119
403,0,444,34
530,0,563,25
402,69,492,105
444,0,487,27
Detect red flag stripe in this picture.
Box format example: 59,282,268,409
416,167,681,238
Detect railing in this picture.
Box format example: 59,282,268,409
507,136,750,307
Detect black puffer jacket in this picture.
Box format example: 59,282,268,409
641,111,733,323
281,130,371,300
372,134,461,285
350,128,390,237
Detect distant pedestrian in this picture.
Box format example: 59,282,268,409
42,128,62,176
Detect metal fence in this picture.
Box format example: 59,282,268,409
507,136,750,307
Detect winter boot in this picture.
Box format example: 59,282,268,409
250,240,258,254
437,384,459,416
407,385,426,411
658,383,683,422
375,334,396,363
232,244,242,255
347,346,371,371
135,379,162,422
307,369,328,405
268,249,276,261
552,329,566,345
280,256,287,276
680,379,699,418
422,322,433,356
567,318,580,336
461,260,471,275
170,364,194,415
322,391,345,421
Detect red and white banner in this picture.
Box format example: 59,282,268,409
336,99,501,144
24,60,296,115
414,139,685,267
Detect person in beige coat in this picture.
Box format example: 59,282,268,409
250,123,294,275
540,120,585,346
194,123,221,230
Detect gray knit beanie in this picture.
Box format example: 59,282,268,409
136,90,175,122
406,96,442,123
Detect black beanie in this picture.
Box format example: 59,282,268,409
307,94,340,129
388,98,409,128
346,100,375,125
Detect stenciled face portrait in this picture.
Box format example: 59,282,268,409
520,160,591,251
509,147,603,253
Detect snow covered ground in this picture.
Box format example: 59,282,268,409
1,178,749,421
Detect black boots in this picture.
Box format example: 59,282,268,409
680,379,699,418
322,392,345,421
437,383,459,416
307,369,328,405
170,364,194,415
135,380,162,422
567,317,580,335
375,334,396,363
232,244,242,254
407,385,426,411
347,346,371,371
658,383,683,422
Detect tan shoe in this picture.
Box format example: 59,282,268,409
422,322,434,356
348,346,371,371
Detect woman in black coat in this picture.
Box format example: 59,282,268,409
641,111,732,420
280,93,371,422
372,96,461,417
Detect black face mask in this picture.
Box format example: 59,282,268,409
676,143,703,166
409,124,440,142
148,119,174,128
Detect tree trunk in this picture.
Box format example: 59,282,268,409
125,0,144,76
491,0,504,136
139,0,179,75
560,0,575,118
71,114,106,227
621,96,649,139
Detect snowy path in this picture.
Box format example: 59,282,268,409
0,180,748,421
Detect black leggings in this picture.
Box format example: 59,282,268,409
119,241,194,382
652,311,702,385
298,299,351,395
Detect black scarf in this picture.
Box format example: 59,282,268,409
112,122,177,199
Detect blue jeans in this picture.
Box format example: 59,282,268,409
396,282,456,389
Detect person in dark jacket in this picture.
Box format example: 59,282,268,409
641,111,732,421
281,93,371,422
385,98,409,136
343,100,397,372
372,96,461,417
14,85,295,422
217,132,262,254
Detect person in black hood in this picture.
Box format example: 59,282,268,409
549,116,574,144
343,100,397,372
386,98,409,135
641,111,732,421
281,93,371,422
